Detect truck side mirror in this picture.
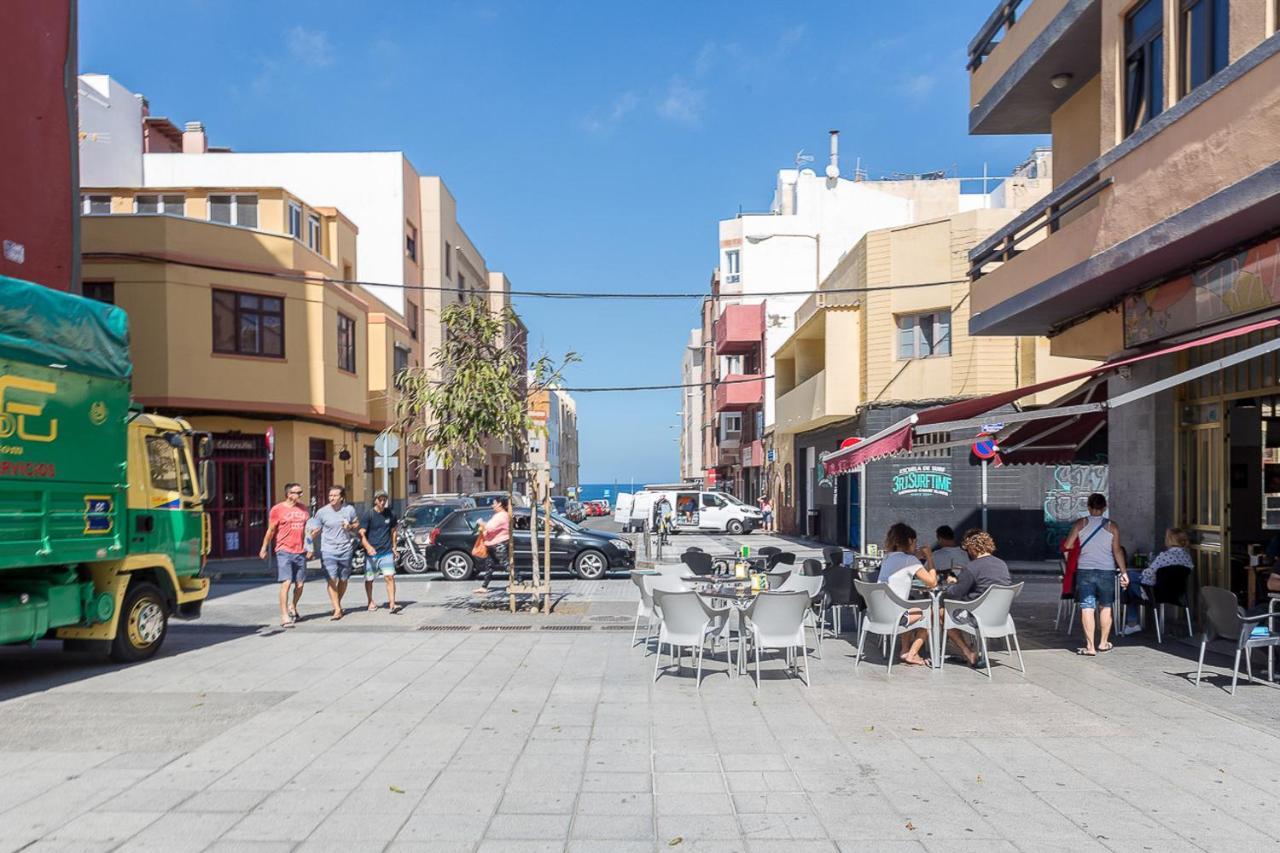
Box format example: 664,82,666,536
199,459,214,503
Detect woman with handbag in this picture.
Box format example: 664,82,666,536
1062,493,1128,655
473,496,511,594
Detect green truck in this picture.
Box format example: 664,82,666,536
0,275,210,661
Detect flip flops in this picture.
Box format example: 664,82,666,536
1075,648,1096,656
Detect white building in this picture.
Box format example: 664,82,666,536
77,74,144,187
679,328,704,481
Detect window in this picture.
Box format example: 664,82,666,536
212,289,284,357
444,242,452,279
288,202,302,238
701,493,726,508
81,194,111,214
394,344,411,385
725,250,740,275
135,194,184,216
83,281,115,304
145,434,181,492
897,311,952,359
1124,0,1165,136
406,223,418,261
209,194,258,228
307,214,322,252
1180,0,1229,95
337,313,357,373
720,413,742,441
406,300,419,340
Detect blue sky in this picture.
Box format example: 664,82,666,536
80,1,1044,484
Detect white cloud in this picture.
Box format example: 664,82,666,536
897,73,937,99
581,91,640,134
656,78,705,125
286,26,334,67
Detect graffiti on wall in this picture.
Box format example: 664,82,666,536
1043,464,1109,548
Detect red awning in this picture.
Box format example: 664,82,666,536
821,317,1280,476
997,378,1108,465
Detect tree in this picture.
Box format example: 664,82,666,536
394,298,578,609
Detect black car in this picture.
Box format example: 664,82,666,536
470,490,529,508
425,507,634,581
402,497,477,542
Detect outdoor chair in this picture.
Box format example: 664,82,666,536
766,552,796,571
646,574,692,641
940,583,1026,678
742,590,811,687
1195,586,1280,694
800,558,825,577
823,563,860,636
630,572,656,649
758,546,781,559
655,562,690,580
1149,564,1195,642
1055,556,1078,632
681,550,715,576
651,589,733,688
822,546,844,572
765,570,791,590
853,579,933,676
779,572,826,657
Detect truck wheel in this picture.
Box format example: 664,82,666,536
727,519,746,535
110,582,168,662
440,551,474,581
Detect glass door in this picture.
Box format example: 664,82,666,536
1179,400,1228,588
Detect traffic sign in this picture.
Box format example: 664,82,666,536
972,435,999,460
374,432,400,457
840,436,863,449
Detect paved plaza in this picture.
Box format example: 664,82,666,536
2,576,1279,853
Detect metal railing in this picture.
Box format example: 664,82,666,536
968,175,1113,280
967,0,1029,70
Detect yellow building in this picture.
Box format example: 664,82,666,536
962,0,1280,587
771,207,1094,553
80,186,417,559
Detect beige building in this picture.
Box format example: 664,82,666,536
527,386,580,497
960,0,1280,586
80,186,415,559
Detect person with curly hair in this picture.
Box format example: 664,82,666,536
941,529,1012,668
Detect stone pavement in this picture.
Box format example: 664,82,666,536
1,577,1279,852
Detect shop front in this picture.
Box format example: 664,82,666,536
208,432,270,559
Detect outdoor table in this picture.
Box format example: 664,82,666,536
910,585,947,671
700,585,765,674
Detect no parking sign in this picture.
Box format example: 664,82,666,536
972,434,1003,466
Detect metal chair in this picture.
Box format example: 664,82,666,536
742,590,811,688
853,579,933,676
651,590,732,688
629,572,656,649
940,583,1026,678
1195,586,1280,694
680,550,715,576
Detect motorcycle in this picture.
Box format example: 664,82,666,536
349,528,429,575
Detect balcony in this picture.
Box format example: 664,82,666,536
715,303,764,355
968,0,1100,134
717,447,740,468
714,374,764,412
968,37,1280,338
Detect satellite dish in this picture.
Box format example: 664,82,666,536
825,164,840,179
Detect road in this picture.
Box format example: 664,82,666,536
1,543,1279,850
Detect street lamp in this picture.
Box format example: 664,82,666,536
744,232,821,290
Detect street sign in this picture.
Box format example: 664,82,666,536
265,426,275,457
972,435,999,460
766,449,776,462
374,432,400,457
981,422,1005,434
374,455,400,469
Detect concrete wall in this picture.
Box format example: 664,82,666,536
78,74,143,187
1050,74,1102,185
1105,358,1178,554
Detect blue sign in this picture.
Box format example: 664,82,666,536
972,436,999,460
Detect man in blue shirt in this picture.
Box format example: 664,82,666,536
360,490,400,613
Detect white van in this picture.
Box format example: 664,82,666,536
616,488,762,535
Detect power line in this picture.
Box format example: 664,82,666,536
559,375,774,393
84,251,966,300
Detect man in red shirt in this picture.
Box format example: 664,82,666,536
260,482,313,627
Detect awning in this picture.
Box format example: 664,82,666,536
996,378,1107,465
821,318,1280,476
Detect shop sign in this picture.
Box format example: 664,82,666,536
1124,236,1280,347
213,436,261,452
891,464,952,497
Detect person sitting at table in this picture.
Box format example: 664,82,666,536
932,526,970,576
1120,527,1194,635
942,529,1011,667
877,522,937,666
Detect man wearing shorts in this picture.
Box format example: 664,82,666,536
259,482,311,627
308,486,360,621
359,490,400,613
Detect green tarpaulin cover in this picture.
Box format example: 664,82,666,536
0,275,131,381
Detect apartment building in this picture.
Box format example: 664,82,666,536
704,137,1053,504
952,0,1280,587
527,386,581,496
679,328,705,481
78,187,413,559
772,204,1096,556
78,73,528,497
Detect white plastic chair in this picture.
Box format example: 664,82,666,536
853,579,933,676
941,583,1025,678
651,589,733,688
780,572,826,658
742,591,811,688
630,572,656,649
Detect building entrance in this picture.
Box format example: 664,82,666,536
209,433,270,558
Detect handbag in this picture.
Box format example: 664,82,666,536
1061,516,1108,595
471,533,489,559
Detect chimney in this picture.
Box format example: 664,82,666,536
826,130,839,179
182,121,207,154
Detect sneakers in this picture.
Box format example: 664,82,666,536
1121,623,1142,636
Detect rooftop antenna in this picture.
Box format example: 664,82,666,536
794,149,815,170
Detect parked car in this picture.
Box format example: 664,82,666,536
403,496,477,537
470,490,529,508
584,500,609,517
614,488,761,535
424,507,635,581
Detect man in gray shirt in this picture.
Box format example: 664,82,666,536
308,486,359,620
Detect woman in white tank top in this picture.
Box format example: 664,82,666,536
1064,493,1129,655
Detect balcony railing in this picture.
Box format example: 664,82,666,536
968,175,1113,280
967,0,1029,70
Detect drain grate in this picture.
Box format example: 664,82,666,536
418,624,473,632
478,624,534,631
600,624,636,631
540,624,593,631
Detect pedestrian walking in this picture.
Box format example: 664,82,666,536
308,485,360,621
472,496,512,594
1063,492,1128,655
758,495,774,532
259,482,311,628
359,490,400,613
